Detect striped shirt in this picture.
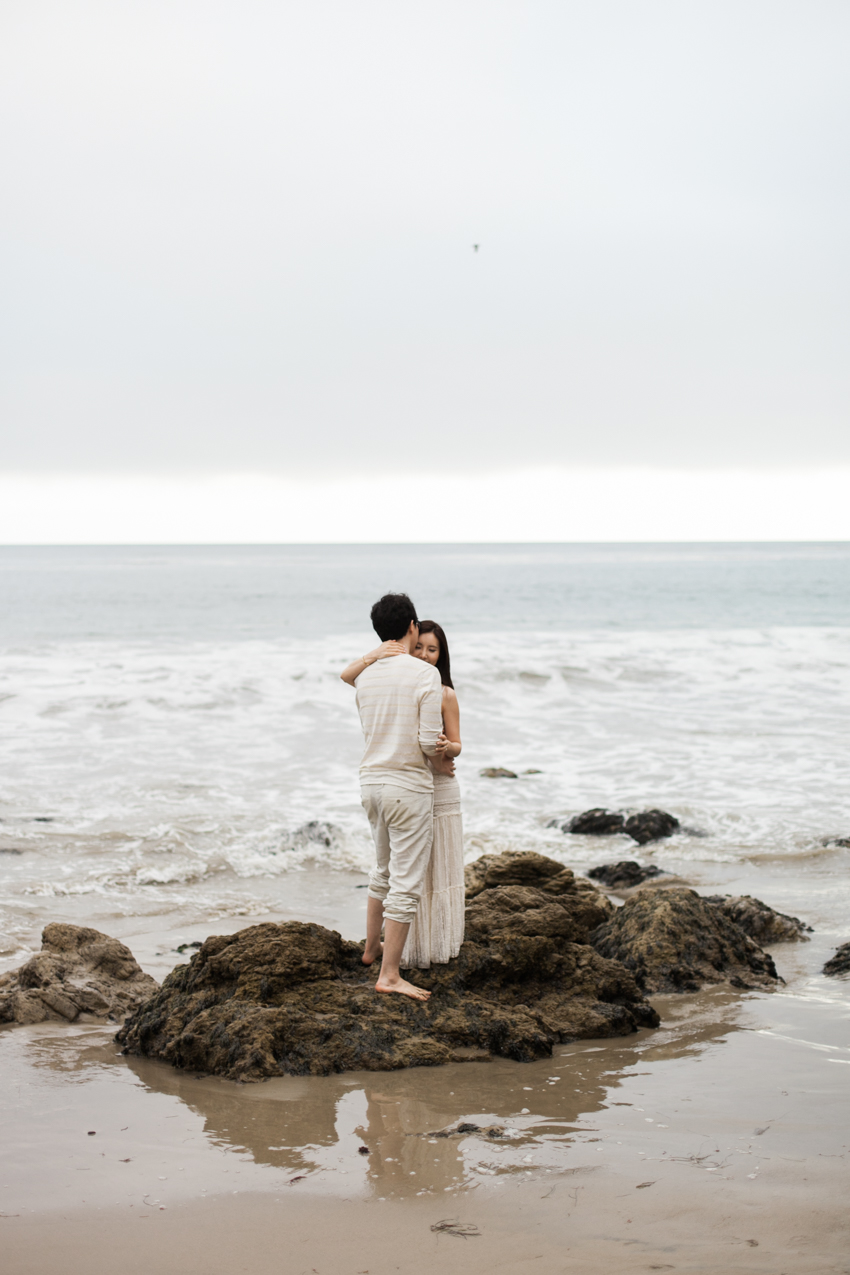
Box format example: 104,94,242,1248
355,654,443,793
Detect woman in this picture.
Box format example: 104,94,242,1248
340,621,465,968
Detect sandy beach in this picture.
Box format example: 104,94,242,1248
4,0,850,1249
2,544,849,1271
3,883,849,1275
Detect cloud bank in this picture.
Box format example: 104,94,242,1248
2,1,849,481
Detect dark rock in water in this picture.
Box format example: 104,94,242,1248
590,888,781,993
479,767,518,779
587,861,665,889
823,942,850,977
0,924,158,1026
703,895,812,943
623,810,679,845
117,854,655,1081
821,836,850,849
565,808,680,844
566,809,625,836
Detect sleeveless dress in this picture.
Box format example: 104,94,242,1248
401,764,465,969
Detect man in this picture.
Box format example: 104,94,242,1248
353,592,444,1000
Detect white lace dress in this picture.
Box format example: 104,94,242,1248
401,766,465,969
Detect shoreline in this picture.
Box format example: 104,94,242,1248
3,854,849,1273
3,971,849,1273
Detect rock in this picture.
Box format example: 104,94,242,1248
566,809,626,836
479,768,518,779
465,885,612,945
466,849,583,897
703,895,812,943
0,924,159,1026
587,861,665,889
821,836,850,849
117,875,656,1082
623,810,680,844
463,850,614,937
589,888,781,993
563,808,680,844
823,942,850,977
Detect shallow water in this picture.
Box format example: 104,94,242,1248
2,978,847,1211
1,543,849,969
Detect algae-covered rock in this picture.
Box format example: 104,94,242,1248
590,887,781,993
0,924,158,1026
464,849,576,897
463,850,613,941
588,861,665,889
465,849,611,904
563,808,679,844
623,810,680,845
566,809,625,836
704,895,812,943
117,906,658,1082
465,883,613,946
823,942,850,977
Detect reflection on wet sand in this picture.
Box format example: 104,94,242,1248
122,987,746,1198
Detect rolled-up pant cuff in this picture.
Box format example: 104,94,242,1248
382,894,421,924
366,883,420,923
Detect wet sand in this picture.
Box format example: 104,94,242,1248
3,858,850,1273
3,968,849,1274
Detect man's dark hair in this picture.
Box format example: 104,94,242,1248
370,592,418,641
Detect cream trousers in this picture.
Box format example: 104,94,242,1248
361,783,434,924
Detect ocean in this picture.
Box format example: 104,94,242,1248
1,542,849,976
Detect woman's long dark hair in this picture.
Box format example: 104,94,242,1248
418,620,453,689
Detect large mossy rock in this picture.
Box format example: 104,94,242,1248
117,859,657,1082
705,894,811,943
463,850,614,942
590,888,781,993
0,924,158,1025
465,885,611,944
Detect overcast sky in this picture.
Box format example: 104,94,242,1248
2,0,849,484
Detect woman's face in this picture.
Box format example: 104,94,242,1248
414,631,440,666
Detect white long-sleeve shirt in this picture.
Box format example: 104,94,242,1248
355,654,442,793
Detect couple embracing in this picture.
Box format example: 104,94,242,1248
340,592,464,1000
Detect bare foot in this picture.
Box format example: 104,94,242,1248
375,974,431,1001
362,942,383,967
